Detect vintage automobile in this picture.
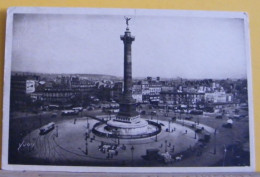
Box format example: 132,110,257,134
61,110,79,116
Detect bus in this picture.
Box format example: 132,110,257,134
39,122,55,135
61,110,79,116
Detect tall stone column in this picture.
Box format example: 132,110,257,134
117,27,139,121
121,28,135,102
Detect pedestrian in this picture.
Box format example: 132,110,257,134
171,145,175,153
185,130,187,134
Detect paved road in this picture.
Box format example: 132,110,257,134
11,104,250,166
20,117,199,166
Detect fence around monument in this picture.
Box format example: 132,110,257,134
92,120,161,139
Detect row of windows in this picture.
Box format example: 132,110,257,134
43,92,74,97
162,94,204,98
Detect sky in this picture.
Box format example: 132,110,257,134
11,12,248,79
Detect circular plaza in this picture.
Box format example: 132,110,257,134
19,116,209,166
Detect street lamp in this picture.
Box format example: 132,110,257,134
56,125,59,137
213,129,217,155
168,120,171,132
116,129,120,145
165,104,168,117
223,145,227,166
165,140,168,152
131,145,135,166
155,121,159,142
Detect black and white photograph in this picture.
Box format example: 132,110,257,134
2,7,255,173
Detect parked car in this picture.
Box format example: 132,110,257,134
190,110,203,115
185,116,193,120
87,106,94,111
72,107,83,112
222,123,233,128
199,134,211,143
142,149,160,161
215,115,223,119
151,111,157,115
223,119,233,128
51,113,58,118
61,110,79,116
195,126,204,133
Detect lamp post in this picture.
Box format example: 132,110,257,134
165,104,168,117
131,145,134,166
116,129,120,145
56,125,58,137
214,128,217,155
168,120,171,132
165,140,168,152
223,145,227,166
155,115,159,142
81,107,83,118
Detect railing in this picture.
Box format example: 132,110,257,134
92,120,161,139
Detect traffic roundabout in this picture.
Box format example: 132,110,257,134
19,116,211,166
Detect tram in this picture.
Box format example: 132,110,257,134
39,122,55,135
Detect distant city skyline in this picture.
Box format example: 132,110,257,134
11,71,247,81
12,12,248,79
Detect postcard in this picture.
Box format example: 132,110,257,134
1,7,255,173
